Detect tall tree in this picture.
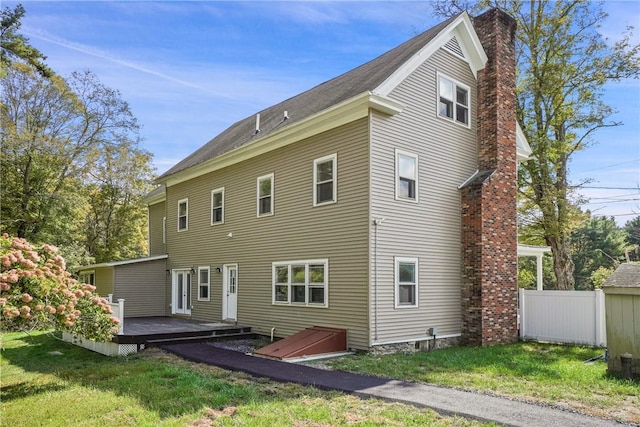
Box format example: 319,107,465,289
0,64,152,266
571,215,626,289
624,215,640,261
83,143,153,263
1,4,53,77
433,0,640,289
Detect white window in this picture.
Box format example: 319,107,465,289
177,199,188,231
79,270,95,286
198,267,210,301
272,259,328,307
395,257,418,308
438,74,469,126
211,188,224,225
257,174,274,217
395,150,418,201
313,154,337,206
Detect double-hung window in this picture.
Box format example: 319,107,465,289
257,174,274,216
395,257,418,308
211,188,224,225
198,267,210,301
438,74,469,126
313,154,336,206
395,149,418,201
273,260,328,307
177,199,188,231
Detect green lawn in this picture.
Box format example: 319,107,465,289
1,331,487,427
321,342,640,424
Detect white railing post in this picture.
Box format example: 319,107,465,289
107,294,113,303
536,255,544,290
594,289,606,347
519,288,526,339
117,299,125,335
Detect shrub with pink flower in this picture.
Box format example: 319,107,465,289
0,234,119,341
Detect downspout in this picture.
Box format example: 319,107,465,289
373,217,385,341
374,219,378,342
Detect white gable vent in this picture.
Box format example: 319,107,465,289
444,37,465,58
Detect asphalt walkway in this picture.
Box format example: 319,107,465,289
160,342,626,427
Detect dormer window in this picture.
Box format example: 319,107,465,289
438,74,469,126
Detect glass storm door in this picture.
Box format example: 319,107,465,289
173,270,191,315
223,264,238,321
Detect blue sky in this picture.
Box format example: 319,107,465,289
10,1,640,225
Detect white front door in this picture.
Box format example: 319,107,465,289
172,270,192,315
222,264,238,321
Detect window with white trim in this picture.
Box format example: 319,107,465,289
395,257,418,308
79,270,95,286
395,150,418,201
198,267,210,301
211,188,224,225
177,199,188,231
438,74,469,126
313,154,336,206
272,260,328,307
257,174,274,216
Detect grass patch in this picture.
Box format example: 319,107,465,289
1,331,488,426
321,342,640,423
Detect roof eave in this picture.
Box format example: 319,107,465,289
516,122,533,163
375,12,488,95
78,254,169,271
157,92,404,187
142,187,166,205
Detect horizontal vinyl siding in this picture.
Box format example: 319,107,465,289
94,267,114,297
369,48,477,344
165,119,370,349
113,259,167,317
148,202,166,256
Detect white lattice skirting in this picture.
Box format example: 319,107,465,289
62,332,138,356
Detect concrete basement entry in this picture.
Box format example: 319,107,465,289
254,326,347,360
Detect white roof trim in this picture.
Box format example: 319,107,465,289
374,12,488,96
517,244,551,257
142,187,166,205
516,122,533,162
79,254,168,270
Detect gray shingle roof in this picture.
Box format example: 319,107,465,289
158,14,461,180
603,263,640,288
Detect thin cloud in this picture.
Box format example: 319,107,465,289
23,27,216,94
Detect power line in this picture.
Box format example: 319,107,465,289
571,158,640,174
583,198,640,205
578,186,640,190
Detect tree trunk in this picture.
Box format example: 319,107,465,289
548,235,575,290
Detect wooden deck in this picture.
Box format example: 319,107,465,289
115,317,252,349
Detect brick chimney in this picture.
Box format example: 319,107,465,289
460,8,518,346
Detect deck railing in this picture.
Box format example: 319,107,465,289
107,294,125,335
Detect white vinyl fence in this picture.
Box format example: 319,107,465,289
519,289,606,347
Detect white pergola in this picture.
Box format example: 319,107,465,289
517,244,551,290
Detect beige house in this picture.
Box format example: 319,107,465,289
81,9,532,351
